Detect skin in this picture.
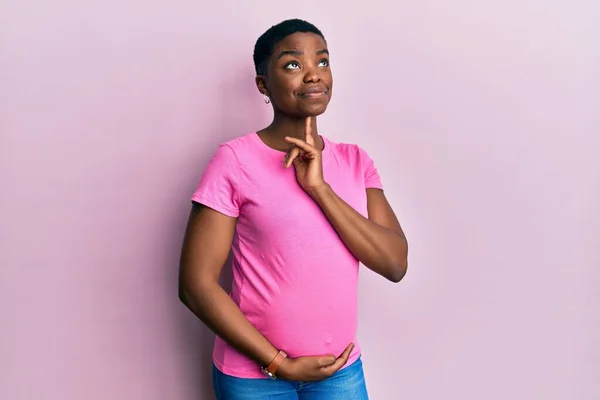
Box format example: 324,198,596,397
179,32,408,382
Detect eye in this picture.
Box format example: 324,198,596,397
285,61,301,70
318,59,330,67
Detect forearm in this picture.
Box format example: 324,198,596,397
309,184,408,282
180,282,278,366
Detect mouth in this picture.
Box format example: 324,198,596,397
298,87,329,99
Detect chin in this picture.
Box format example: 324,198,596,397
300,102,329,117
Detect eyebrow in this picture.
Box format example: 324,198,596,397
276,49,329,59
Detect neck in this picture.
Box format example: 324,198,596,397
267,112,319,139
257,111,323,151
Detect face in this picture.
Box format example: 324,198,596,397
257,32,333,117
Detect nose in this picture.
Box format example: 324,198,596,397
303,64,321,83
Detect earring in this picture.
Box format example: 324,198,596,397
263,94,271,104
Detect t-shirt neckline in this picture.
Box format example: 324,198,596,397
252,132,332,160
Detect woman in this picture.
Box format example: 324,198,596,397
179,19,408,400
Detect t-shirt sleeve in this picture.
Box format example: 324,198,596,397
359,146,383,190
191,144,241,218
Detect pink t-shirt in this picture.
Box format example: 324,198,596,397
191,132,383,378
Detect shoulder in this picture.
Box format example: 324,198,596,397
220,133,257,154
326,137,374,164
209,133,257,163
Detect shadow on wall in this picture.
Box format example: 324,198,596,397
166,64,268,400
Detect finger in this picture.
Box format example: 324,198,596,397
336,343,354,362
305,116,314,145
284,137,316,155
321,343,354,374
316,355,336,368
285,146,300,168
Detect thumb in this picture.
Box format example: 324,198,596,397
317,355,336,368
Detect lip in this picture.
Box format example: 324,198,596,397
298,87,328,98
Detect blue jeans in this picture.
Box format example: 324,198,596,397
212,357,369,400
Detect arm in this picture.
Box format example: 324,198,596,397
178,202,279,366
284,117,408,283
308,185,408,282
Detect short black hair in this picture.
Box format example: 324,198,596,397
253,19,326,75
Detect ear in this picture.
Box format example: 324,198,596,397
255,75,269,96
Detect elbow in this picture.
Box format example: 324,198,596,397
178,272,216,306
387,256,408,283
388,240,408,283
178,272,196,306
178,280,189,305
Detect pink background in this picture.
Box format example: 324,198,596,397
1,1,599,399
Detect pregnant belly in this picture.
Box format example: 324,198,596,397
242,282,359,358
